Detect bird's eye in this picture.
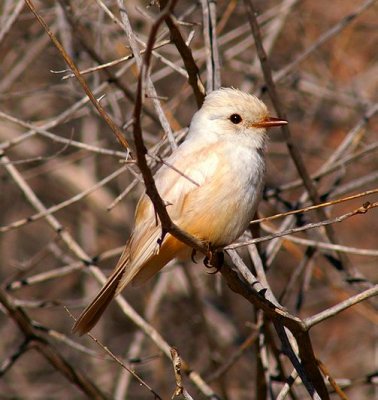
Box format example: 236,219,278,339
230,114,242,124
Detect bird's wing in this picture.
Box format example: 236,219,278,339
116,142,223,287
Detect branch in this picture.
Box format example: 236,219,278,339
201,0,221,91
305,285,378,328
57,0,160,124
24,0,129,151
0,0,25,45
2,149,219,399
243,0,348,271
115,0,178,149
219,262,327,399
252,188,378,225
160,0,206,107
273,0,377,83
0,165,129,233
65,308,162,399
0,289,107,399
170,348,194,400
227,201,378,249
132,1,209,256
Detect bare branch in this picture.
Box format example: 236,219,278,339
244,0,350,278
228,201,378,250
305,286,378,328
160,0,205,107
25,0,130,151
0,289,107,399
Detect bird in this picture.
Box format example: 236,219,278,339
73,88,287,335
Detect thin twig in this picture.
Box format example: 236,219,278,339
244,0,349,276
2,154,218,399
266,137,378,196
170,347,194,400
317,359,349,400
0,0,25,44
270,234,378,257
228,201,378,249
160,0,205,107
273,0,378,83
65,307,162,399
252,188,378,225
115,0,178,149
0,289,106,399
131,1,209,256
0,165,128,233
305,286,378,328
201,0,221,91
25,0,130,150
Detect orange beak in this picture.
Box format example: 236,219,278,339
252,116,288,128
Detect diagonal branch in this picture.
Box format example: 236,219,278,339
160,0,206,107
57,0,160,124
0,288,107,399
228,201,378,249
1,155,218,399
243,0,357,277
24,0,129,151
132,1,208,255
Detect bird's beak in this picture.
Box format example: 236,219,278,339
252,117,288,128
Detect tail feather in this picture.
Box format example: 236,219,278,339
115,228,161,295
72,263,126,336
72,231,187,335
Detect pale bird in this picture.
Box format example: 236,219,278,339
73,88,287,335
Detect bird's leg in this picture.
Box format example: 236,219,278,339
203,244,224,274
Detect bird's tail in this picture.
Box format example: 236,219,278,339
72,251,129,336
72,233,187,336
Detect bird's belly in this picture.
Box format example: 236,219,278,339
202,181,261,246
177,157,264,247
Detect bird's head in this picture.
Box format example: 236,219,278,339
190,88,287,147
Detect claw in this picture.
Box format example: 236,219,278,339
204,255,212,268
203,242,213,269
206,266,218,275
203,249,224,274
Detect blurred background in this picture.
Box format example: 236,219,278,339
0,0,377,398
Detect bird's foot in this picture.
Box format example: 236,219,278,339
203,247,224,274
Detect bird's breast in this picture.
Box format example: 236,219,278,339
177,142,266,247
